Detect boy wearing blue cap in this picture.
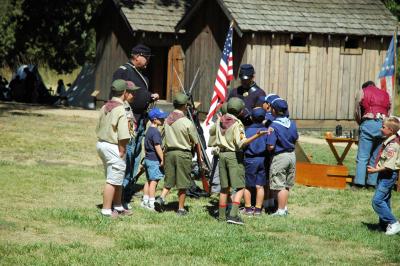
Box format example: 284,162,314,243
140,107,168,211
210,97,268,225
243,107,269,216
267,98,298,216
262,94,279,127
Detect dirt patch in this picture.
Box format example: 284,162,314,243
0,102,98,119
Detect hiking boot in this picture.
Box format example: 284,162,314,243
270,209,287,217
385,221,400,235
226,216,244,225
176,209,188,216
154,197,166,212
101,210,119,218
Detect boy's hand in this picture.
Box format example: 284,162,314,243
367,166,377,173
160,160,164,167
257,130,268,136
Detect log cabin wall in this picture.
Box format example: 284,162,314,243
238,33,390,120
181,0,232,113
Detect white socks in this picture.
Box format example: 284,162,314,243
101,208,112,215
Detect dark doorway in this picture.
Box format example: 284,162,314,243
146,46,168,99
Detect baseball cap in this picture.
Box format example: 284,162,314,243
252,107,266,119
112,79,140,92
264,93,279,104
271,98,288,112
148,107,168,120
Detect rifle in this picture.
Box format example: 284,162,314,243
173,67,212,194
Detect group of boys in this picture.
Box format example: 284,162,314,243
95,76,298,225
207,93,298,225
96,81,200,217
95,74,400,234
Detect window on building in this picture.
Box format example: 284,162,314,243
286,34,309,53
341,37,363,55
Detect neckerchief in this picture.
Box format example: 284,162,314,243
165,111,185,126
104,100,122,113
273,117,291,128
220,114,237,135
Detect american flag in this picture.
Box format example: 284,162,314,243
377,35,396,99
205,24,234,125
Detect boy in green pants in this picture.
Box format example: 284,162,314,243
155,93,202,215
210,97,267,224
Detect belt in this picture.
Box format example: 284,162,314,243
274,150,294,156
166,148,191,152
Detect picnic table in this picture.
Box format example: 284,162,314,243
324,136,358,165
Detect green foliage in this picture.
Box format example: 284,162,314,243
0,0,101,73
384,0,400,20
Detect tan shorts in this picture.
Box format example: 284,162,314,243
96,141,126,186
269,152,296,190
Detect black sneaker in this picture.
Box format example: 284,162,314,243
154,197,165,212
176,209,188,216
226,215,244,225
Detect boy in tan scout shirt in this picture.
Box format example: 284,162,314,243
155,93,202,215
367,117,400,235
210,97,267,225
96,79,139,217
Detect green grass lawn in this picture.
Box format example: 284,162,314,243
0,105,399,265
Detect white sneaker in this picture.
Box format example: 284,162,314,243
270,209,287,217
140,201,148,209
385,221,400,235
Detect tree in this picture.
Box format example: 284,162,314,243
383,0,400,20
0,0,101,73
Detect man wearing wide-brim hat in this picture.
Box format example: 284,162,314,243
228,64,266,126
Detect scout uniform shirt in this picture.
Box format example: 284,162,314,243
376,135,400,170
213,113,246,152
164,110,198,151
96,97,131,144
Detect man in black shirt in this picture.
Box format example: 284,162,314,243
228,64,266,126
112,44,159,208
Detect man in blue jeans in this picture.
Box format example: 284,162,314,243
354,81,390,188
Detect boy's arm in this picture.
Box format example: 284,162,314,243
242,130,268,147
118,138,129,158
154,144,164,166
367,166,390,173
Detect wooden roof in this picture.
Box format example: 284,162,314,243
120,0,190,33
177,0,398,36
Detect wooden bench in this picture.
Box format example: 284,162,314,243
296,162,349,189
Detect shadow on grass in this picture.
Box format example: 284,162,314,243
205,198,219,218
361,221,386,232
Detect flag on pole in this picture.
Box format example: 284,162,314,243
377,35,396,99
204,24,234,125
